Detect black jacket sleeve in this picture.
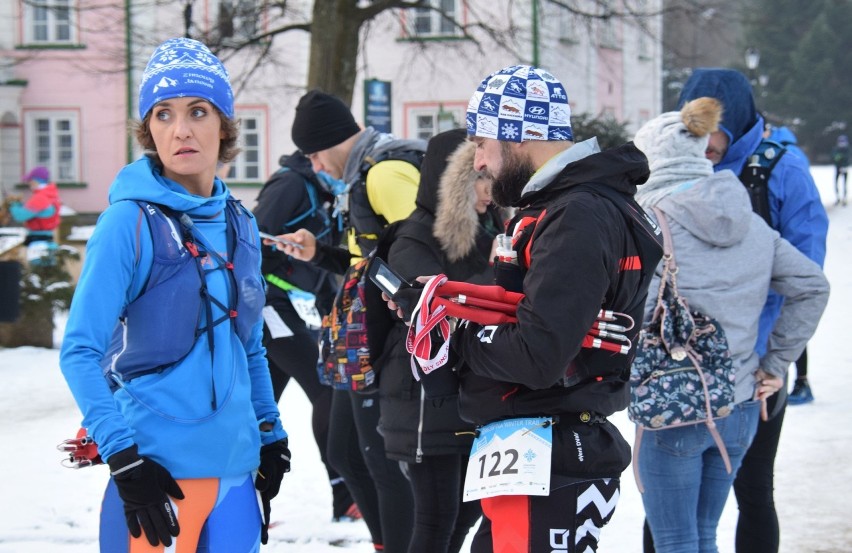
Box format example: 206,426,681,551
455,196,622,390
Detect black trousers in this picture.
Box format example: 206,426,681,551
406,454,482,553
263,306,337,486
328,389,415,552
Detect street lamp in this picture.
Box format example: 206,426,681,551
745,47,760,88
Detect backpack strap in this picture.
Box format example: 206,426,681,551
739,139,787,226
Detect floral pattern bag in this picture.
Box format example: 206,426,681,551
628,207,736,492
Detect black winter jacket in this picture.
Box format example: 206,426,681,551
453,141,657,478
378,129,505,463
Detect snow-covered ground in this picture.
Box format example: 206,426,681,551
0,165,849,553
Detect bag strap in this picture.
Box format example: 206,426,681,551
650,206,681,312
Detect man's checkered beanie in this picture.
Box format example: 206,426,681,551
466,65,573,143
138,38,234,120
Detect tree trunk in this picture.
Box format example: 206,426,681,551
0,302,54,348
308,0,364,105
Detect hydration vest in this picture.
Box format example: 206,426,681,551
348,147,425,255
101,198,265,390
738,139,786,226
502,184,663,386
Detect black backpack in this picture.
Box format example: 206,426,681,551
738,139,787,226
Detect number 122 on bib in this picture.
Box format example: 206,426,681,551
463,417,553,501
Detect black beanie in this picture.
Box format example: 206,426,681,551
291,90,360,154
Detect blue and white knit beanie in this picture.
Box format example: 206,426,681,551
138,38,234,120
466,65,573,143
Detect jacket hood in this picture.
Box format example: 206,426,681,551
656,170,753,248
108,156,230,217
280,150,316,181
37,182,60,201
433,137,506,261
525,140,650,202
416,128,467,215
769,126,798,146
677,69,757,145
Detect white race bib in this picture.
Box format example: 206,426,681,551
463,417,553,501
262,305,294,339
287,289,322,330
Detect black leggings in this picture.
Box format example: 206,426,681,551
643,393,787,553
733,392,786,553
794,347,808,380
406,454,482,553
263,307,334,469
328,389,415,552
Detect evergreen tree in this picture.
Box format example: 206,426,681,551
742,0,852,160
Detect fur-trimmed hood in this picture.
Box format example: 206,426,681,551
434,140,505,261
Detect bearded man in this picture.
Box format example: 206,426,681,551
403,64,662,552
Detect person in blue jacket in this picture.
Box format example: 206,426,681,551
59,38,290,552
640,68,828,553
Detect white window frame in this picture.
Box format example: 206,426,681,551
24,110,79,182
406,104,466,141
22,0,77,45
405,0,462,38
227,109,267,183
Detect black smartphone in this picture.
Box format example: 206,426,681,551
367,257,411,297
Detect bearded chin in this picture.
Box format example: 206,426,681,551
491,154,535,207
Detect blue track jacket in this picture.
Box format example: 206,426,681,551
60,156,286,478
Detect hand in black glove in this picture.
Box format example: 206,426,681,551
255,439,291,544
390,280,426,323
107,445,184,547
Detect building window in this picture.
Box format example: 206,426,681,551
405,0,462,38
217,0,261,45
23,0,76,44
24,111,79,182
598,0,619,49
227,110,266,182
406,104,465,141
559,10,582,44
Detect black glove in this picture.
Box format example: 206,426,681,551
391,281,425,322
255,439,291,544
107,445,184,547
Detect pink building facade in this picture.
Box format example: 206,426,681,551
0,1,661,216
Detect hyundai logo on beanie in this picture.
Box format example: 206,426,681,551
138,37,234,120
466,65,573,143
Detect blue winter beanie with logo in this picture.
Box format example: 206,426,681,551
466,65,573,143
138,37,234,120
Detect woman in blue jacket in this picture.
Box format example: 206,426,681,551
60,38,289,552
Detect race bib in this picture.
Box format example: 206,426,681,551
287,289,322,330
463,417,552,502
262,305,293,339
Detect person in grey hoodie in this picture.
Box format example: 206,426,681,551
631,97,829,553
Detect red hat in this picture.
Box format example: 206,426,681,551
23,166,50,182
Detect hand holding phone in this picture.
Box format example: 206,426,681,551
259,231,304,250
368,258,422,321
367,257,410,297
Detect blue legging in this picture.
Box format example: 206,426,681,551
100,473,260,552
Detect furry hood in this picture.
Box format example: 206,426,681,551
433,140,504,261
